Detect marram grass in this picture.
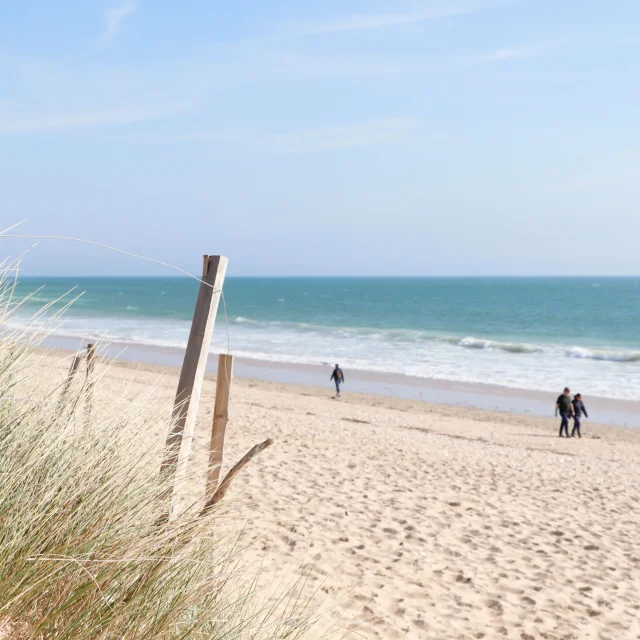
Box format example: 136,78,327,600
0,268,317,639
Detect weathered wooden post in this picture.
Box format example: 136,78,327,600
205,353,234,502
84,344,96,425
58,353,82,409
161,255,228,518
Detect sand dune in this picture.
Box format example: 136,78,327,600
28,352,640,639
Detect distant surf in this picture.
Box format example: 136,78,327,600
9,276,640,401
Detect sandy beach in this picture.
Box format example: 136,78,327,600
23,349,640,639
5,1,640,635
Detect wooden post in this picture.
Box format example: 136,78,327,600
85,344,96,425
206,354,234,502
161,255,228,516
58,353,81,409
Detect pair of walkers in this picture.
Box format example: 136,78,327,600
555,388,589,437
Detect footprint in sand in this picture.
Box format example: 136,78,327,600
487,599,504,615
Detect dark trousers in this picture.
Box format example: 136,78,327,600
334,379,341,394
572,417,582,437
559,412,570,437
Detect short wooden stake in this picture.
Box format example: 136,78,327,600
84,344,96,425
58,353,81,409
161,255,228,517
206,354,234,502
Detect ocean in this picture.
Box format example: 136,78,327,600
8,277,640,401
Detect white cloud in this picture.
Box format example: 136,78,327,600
302,1,490,34
479,46,544,62
477,32,583,64
0,100,190,135
565,172,639,191
135,117,423,153
260,51,428,78
103,1,137,43
272,117,422,152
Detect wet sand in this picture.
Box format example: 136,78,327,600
41,335,640,428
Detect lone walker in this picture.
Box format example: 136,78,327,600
555,387,574,437
330,364,345,398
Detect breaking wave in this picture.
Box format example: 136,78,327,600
565,347,640,363
456,337,542,354
228,317,640,363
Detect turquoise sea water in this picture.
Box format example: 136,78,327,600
9,277,640,400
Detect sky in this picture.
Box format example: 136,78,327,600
1,0,639,277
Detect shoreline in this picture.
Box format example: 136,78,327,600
41,334,640,428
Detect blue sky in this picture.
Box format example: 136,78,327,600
1,0,639,276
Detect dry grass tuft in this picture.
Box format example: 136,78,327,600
0,264,316,639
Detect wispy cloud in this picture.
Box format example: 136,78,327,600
478,46,546,62
103,1,137,44
301,1,491,34
255,42,545,81
0,100,190,135
259,51,427,78
477,30,584,64
565,172,639,191
136,117,422,153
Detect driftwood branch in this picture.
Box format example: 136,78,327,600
202,438,273,514
126,438,274,605
126,438,274,604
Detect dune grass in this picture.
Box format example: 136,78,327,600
0,269,315,639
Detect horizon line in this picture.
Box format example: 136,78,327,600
18,274,640,279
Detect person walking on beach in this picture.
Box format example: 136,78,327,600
571,393,589,438
331,364,344,398
555,387,574,437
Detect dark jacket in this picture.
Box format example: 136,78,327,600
331,368,344,382
572,399,588,418
557,394,573,414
